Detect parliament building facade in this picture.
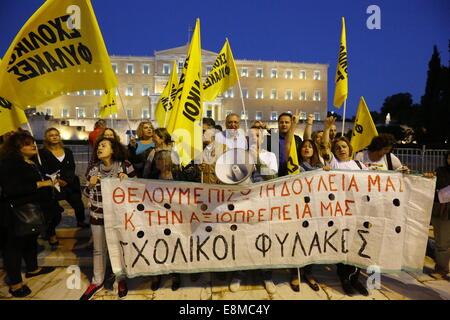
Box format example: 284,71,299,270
36,45,328,123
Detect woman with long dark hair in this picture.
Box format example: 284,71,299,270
80,138,136,300
0,132,56,297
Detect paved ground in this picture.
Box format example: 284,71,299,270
0,201,449,301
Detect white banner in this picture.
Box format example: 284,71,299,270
101,170,435,278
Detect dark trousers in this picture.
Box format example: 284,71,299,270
65,189,86,223
336,263,360,282
3,229,38,285
43,201,63,239
290,265,313,278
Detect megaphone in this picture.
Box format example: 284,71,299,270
215,148,255,185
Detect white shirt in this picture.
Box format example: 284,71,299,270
329,155,368,170
215,129,248,150
354,150,402,171
258,150,278,174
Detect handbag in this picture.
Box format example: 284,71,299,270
9,202,45,237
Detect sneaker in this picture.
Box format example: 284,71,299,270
263,279,277,294
229,277,241,292
80,283,103,300
290,278,300,292
151,275,161,291
25,266,56,278
9,285,31,298
118,280,128,299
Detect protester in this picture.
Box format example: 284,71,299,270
128,121,155,177
40,128,88,229
321,117,370,296
88,120,106,148
202,117,216,133
0,132,56,298
96,127,121,143
199,128,224,184
354,133,407,171
329,123,337,141
80,138,136,300
215,113,247,150
276,112,303,176
142,128,179,179
430,151,450,277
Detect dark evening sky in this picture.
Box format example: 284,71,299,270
1,0,448,117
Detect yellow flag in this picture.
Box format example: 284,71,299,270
203,38,239,102
0,0,118,108
167,18,203,166
155,61,179,127
333,17,348,109
350,97,378,156
98,89,118,118
0,96,29,136
287,138,300,175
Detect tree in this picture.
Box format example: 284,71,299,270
380,93,418,125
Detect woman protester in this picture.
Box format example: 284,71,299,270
128,121,155,177
0,132,56,297
142,128,178,179
40,128,88,229
322,117,370,296
80,138,136,300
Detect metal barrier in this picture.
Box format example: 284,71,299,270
393,147,448,173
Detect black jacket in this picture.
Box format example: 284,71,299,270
39,147,80,192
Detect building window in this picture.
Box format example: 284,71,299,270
206,65,213,74
285,89,293,100
93,108,99,118
300,112,307,120
270,111,278,121
313,90,321,101
285,70,293,79
112,63,118,74
256,88,264,99
256,68,264,78
126,64,134,74
313,70,321,80
163,63,170,75
206,109,213,118
299,70,306,80
76,107,86,118
126,86,133,96
77,90,86,96
242,88,248,99
127,109,134,118
142,87,149,96
271,69,278,78
93,90,102,96
314,112,321,121
141,108,150,119
270,89,277,100
241,67,248,77
61,109,70,118
299,90,307,101
255,111,263,120
142,64,150,74
225,110,233,117
45,108,53,116
224,88,234,98
241,110,248,120
178,61,184,72
109,113,118,119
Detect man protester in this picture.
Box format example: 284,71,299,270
275,112,303,177
214,113,248,150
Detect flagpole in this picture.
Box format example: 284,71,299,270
117,88,134,137
341,99,347,137
26,122,42,165
236,77,248,132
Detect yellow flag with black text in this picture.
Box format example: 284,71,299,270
333,17,348,109
203,38,239,102
350,97,378,156
155,61,178,127
287,138,300,175
167,18,203,166
0,0,118,108
0,96,28,136
98,89,117,118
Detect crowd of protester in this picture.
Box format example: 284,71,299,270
0,112,447,299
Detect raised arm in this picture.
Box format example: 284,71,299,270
303,113,314,140
321,116,336,162
285,110,300,160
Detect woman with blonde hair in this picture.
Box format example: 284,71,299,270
128,121,155,177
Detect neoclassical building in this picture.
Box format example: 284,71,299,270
36,44,328,123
